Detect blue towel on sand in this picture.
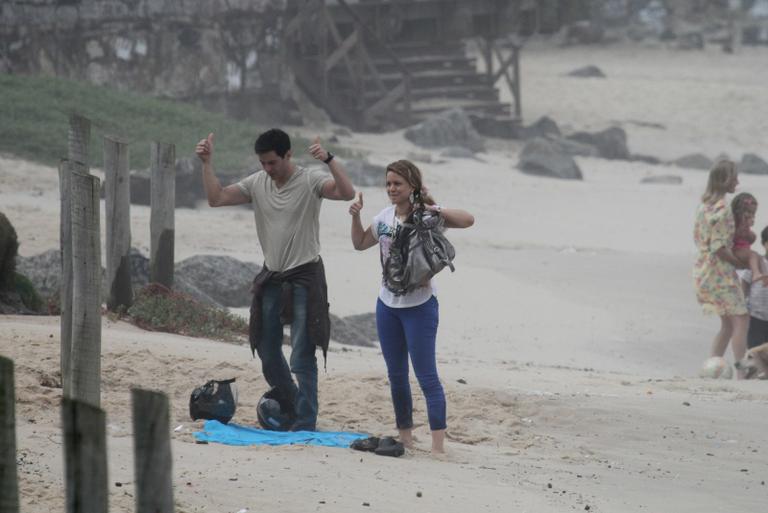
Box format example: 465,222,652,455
194,420,368,448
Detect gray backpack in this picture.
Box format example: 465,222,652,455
383,208,455,296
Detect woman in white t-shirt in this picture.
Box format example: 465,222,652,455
349,159,474,454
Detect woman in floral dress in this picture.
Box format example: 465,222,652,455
693,160,748,375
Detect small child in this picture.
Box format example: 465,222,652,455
731,192,764,283
740,226,768,350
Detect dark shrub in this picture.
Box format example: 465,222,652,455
127,283,248,343
0,212,19,290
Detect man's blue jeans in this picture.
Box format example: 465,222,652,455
258,283,318,431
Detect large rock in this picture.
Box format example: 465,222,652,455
630,154,662,165
0,289,36,315
739,153,768,175
16,249,60,299
175,255,260,307
566,65,606,78
404,108,485,152
674,153,713,170
468,113,518,139
546,135,599,158
517,116,561,140
330,313,377,347
343,312,378,345
518,138,583,180
114,249,222,308
568,126,630,160
18,248,251,309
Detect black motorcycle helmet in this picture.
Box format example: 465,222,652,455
256,387,295,431
189,378,237,424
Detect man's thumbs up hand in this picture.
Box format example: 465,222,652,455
349,191,364,217
195,132,214,163
309,136,328,162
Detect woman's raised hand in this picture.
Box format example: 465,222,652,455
349,192,364,217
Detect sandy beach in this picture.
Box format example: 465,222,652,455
3,43,768,512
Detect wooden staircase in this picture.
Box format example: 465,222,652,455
284,0,520,133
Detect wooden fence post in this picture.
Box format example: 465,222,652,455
131,389,174,513
68,114,91,167
70,171,102,407
61,398,108,513
104,136,133,311
150,142,175,288
512,46,522,119
0,357,19,513
59,159,88,398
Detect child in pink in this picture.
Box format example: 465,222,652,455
732,192,765,283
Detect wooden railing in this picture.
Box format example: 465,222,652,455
477,36,522,120
284,0,411,129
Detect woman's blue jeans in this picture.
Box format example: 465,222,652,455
376,296,446,431
258,283,317,431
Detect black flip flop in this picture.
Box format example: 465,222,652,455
373,436,404,457
350,436,380,452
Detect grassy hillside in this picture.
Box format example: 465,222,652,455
0,73,319,172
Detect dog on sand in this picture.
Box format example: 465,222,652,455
734,342,768,379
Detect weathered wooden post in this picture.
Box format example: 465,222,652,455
68,114,90,167
0,357,19,513
104,136,133,311
59,159,88,397
70,171,102,407
131,389,174,513
150,142,175,288
62,398,108,513
512,46,522,119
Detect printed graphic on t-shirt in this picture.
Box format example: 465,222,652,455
376,221,396,259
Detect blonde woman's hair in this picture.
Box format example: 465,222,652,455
702,160,737,204
385,159,436,208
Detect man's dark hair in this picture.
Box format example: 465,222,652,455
761,225,768,245
254,128,291,158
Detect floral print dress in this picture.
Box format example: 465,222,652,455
693,198,747,316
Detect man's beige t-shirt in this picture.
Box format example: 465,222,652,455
236,166,330,272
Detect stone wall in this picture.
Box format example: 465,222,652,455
0,0,294,121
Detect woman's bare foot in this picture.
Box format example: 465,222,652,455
431,429,446,454
398,428,414,449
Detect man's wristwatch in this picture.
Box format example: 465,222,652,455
323,152,334,164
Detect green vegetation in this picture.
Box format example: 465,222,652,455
0,73,339,172
127,284,248,343
13,272,44,313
